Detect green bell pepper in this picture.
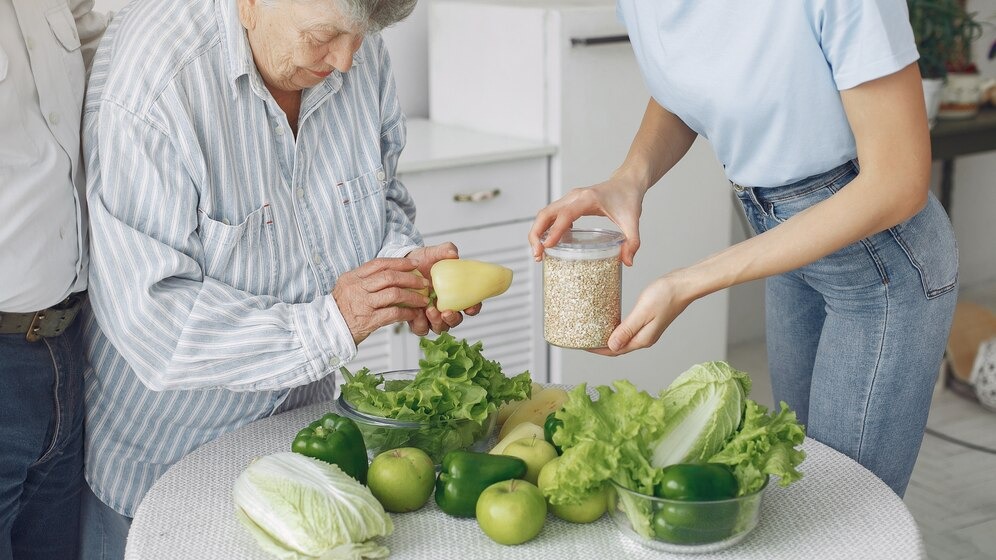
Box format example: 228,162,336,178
434,450,527,517
655,463,738,501
543,412,564,454
291,412,369,484
652,463,740,544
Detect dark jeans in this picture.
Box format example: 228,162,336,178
0,319,85,560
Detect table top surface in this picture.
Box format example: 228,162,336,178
931,107,996,138
125,400,925,560
930,107,996,160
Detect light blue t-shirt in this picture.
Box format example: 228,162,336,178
618,0,919,187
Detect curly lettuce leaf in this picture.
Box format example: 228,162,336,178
707,400,807,495
340,333,531,429
546,381,668,537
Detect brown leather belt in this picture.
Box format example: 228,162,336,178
0,292,86,342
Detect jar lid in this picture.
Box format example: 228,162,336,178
542,228,625,252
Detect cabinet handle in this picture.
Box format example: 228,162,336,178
570,35,630,47
453,188,501,203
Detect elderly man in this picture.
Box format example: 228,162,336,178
79,0,468,556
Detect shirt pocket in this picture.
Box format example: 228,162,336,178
0,47,40,169
46,3,85,102
337,166,388,264
196,204,280,295
888,195,959,299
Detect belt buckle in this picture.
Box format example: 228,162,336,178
25,311,46,343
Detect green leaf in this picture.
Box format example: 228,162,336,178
707,401,807,496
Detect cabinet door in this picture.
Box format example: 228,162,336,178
408,220,547,382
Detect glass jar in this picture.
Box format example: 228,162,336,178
542,228,624,349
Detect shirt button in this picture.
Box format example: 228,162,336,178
26,36,36,50
274,125,284,136
222,218,230,225
376,170,386,181
48,112,60,125
312,251,321,263
296,188,305,199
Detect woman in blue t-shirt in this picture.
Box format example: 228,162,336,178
529,0,957,497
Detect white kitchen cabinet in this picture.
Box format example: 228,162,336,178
429,0,733,391
344,119,555,384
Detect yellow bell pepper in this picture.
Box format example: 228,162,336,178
430,259,513,311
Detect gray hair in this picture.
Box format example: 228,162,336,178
258,0,417,32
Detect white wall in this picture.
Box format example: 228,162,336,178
957,0,996,291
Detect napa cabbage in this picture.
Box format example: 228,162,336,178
650,361,751,468
233,452,393,559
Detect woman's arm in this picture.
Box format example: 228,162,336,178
601,63,931,354
529,98,697,266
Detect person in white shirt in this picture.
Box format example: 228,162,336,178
530,1,957,497
0,1,107,558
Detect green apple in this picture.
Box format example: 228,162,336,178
536,457,609,523
501,436,558,484
366,447,435,512
476,479,547,545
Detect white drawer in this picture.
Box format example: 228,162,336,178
399,156,548,236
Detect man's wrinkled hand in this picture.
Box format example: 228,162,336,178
332,257,431,345
406,243,481,336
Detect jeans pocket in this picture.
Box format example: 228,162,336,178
888,195,958,299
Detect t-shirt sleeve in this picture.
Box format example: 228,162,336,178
818,0,920,90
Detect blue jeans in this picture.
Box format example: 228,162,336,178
79,484,131,560
0,319,85,560
734,160,958,497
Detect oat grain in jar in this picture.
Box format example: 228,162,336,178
542,229,624,349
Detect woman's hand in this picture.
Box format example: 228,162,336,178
590,272,694,356
406,243,482,336
528,175,647,266
332,257,431,345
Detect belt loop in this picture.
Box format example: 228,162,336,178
743,185,767,215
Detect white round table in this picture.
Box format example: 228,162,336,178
125,400,925,559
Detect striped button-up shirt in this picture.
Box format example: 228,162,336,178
81,0,421,516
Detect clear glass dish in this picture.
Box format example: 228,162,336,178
335,369,497,465
607,477,767,554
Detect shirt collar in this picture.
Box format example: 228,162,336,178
216,0,364,96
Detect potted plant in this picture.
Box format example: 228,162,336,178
907,0,985,124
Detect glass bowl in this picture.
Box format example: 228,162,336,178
607,477,767,554
335,369,497,465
